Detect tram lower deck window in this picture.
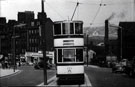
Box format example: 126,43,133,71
63,49,75,62
58,49,62,62
76,49,83,62
57,48,83,63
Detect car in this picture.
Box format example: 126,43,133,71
112,62,124,73
125,57,135,77
34,61,52,69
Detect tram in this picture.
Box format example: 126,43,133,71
53,20,84,84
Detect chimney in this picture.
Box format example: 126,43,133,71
38,0,47,21
42,0,44,13
104,20,109,56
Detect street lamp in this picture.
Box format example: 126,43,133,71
12,24,26,72
87,34,89,66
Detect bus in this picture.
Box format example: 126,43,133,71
53,20,84,84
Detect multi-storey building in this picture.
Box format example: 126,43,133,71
0,17,10,56
118,22,135,60
18,11,34,24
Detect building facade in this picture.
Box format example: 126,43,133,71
0,17,10,56
18,11,34,24
118,22,135,60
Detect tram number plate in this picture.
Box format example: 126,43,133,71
67,67,72,74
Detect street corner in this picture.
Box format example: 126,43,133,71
0,68,22,78
37,73,92,87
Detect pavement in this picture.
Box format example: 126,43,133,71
0,68,21,78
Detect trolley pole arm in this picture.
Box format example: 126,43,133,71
71,2,79,21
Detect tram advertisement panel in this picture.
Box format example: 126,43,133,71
54,38,84,47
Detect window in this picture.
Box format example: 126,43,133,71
57,48,84,63
63,23,70,34
54,24,61,35
63,49,75,62
70,23,74,34
75,23,83,34
31,22,34,26
37,22,40,25
76,49,83,62
58,49,62,62
62,23,74,34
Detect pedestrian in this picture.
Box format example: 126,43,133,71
5,60,8,68
2,61,5,69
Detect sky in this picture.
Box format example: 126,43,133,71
0,0,135,27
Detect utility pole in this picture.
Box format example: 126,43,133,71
12,24,25,72
87,34,89,67
0,37,1,53
40,0,47,85
12,26,16,72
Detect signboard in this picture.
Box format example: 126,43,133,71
106,56,117,62
54,38,84,47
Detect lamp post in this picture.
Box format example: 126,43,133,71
118,27,123,61
12,24,26,72
87,34,89,66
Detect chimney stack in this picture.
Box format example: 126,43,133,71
104,20,109,56
42,0,44,13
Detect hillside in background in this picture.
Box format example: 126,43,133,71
83,26,118,45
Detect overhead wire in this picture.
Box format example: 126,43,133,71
90,0,104,26
45,2,65,20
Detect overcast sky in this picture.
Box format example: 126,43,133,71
0,0,134,27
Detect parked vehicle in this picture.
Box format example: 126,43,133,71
112,62,124,73
125,57,135,77
34,60,51,69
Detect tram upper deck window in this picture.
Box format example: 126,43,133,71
62,23,69,34
62,23,74,34
63,49,75,62
75,23,83,34
70,23,74,34
54,23,61,35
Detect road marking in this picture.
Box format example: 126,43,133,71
37,75,56,86
84,73,92,87
0,70,22,79
37,73,92,87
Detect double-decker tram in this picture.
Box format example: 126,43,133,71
53,20,84,84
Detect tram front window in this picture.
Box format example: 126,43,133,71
63,49,75,62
